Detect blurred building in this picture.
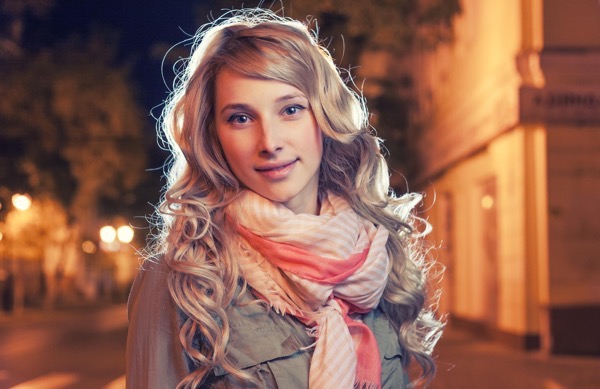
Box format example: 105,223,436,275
412,0,600,354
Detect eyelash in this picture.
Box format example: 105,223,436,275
227,114,250,124
283,105,306,116
226,105,306,124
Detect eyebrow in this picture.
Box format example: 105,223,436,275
276,93,306,103
219,93,307,115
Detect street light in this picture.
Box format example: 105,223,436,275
117,225,134,244
99,225,117,243
11,194,32,211
99,225,118,252
99,224,134,252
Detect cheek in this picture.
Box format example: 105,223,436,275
221,147,245,176
218,141,245,183
217,132,242,162
216,136,242,182
221,137,251,185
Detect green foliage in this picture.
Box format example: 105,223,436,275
0,29,147,228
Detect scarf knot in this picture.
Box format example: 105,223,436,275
226,191,390,389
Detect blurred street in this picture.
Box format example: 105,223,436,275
0,304,128,389
433,327,600,389
1,304,599,389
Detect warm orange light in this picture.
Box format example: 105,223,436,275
12,194,32,211
481,195,494,210
117,225,134,243
82,240,97,254
99,225,117,243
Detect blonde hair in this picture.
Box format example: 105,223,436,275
155,8,442,388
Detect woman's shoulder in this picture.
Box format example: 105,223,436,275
126,257,191,388
127,258,171,318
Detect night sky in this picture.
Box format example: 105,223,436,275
36,1,281,115
35,0,202,115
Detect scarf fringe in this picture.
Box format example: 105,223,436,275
306,324,320,338
354,381,380,389
262,288,301,317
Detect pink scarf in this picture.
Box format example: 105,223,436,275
225,190,390,389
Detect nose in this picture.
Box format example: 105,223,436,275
258,120,283,156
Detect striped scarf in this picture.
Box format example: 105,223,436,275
225,190,390,389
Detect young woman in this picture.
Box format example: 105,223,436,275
126,8,443,389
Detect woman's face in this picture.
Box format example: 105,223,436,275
214,68,323,215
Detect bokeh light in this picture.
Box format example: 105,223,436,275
99,225,117,243
12,193,32,211
81,240,97,254
117,225,134,244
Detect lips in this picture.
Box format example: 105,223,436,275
255,159,297,171
254,159,298,179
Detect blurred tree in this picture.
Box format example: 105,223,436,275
282,0,459,67
0,2,147,238
0,0,53,57
2,195,70,310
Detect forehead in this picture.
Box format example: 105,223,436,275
214,68,306,106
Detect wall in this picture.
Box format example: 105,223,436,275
413,0,522,180
415,0,545,347
413,0,600,353
426,126,544,341
544,126,600,353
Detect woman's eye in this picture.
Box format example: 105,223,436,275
228,114,250,124
283,105,304,116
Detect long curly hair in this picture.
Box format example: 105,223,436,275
154,8,443,388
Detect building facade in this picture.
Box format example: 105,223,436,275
411,0,600,354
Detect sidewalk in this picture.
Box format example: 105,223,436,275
0,300,127,326
2,306,599,388
432,327,600,389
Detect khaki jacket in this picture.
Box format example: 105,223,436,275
126,259,408,388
